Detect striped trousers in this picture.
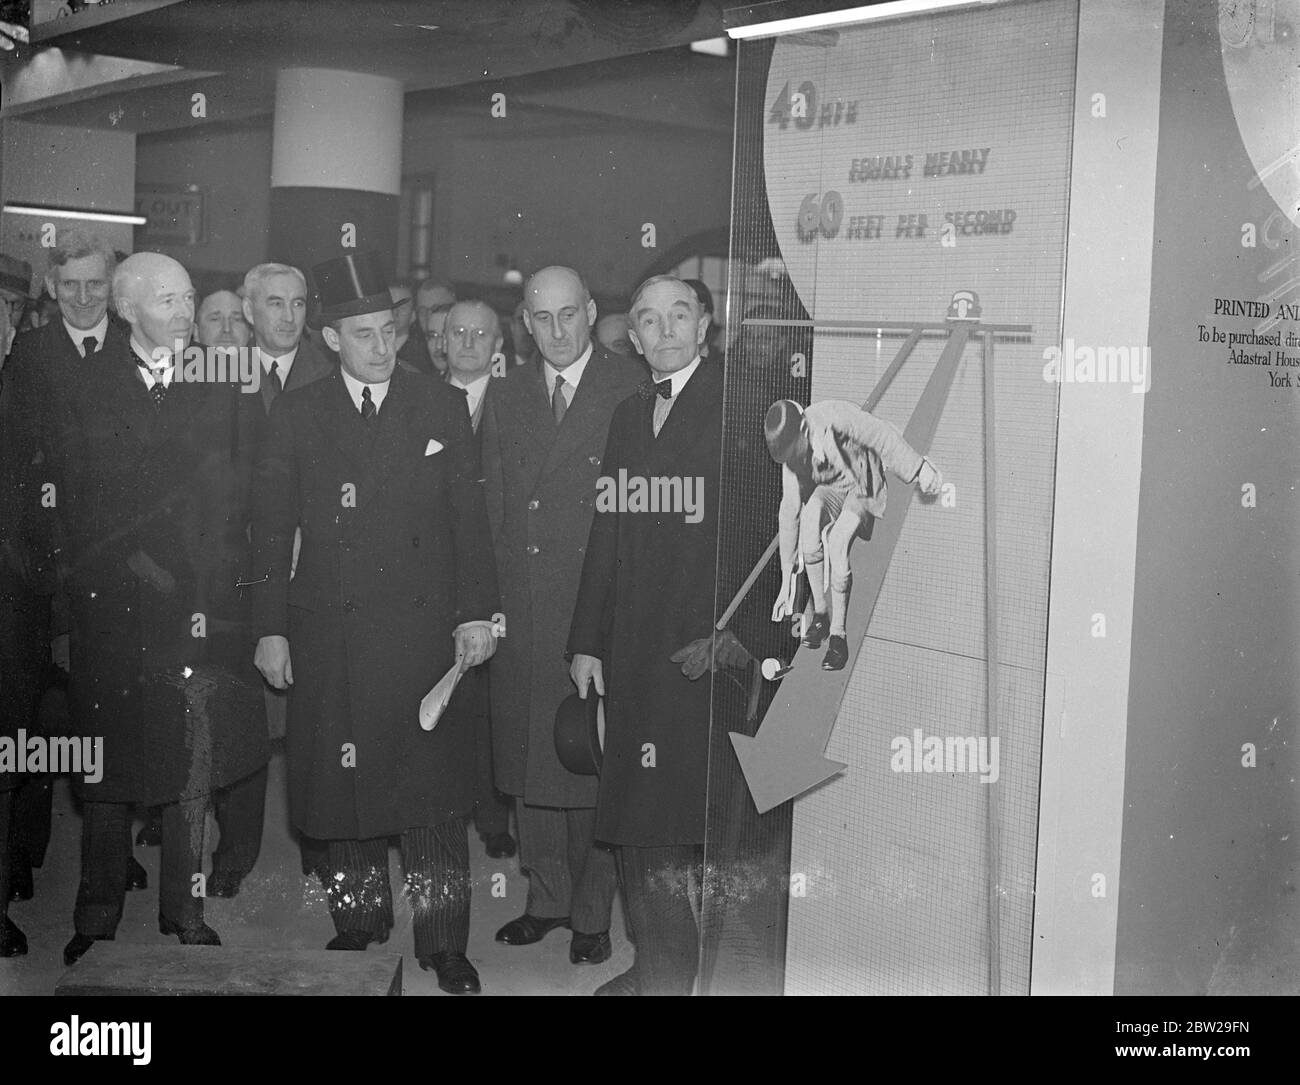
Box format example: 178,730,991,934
325,819,470,957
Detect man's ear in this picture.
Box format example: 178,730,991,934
521,309,534,336
585,297,597,327
321,324,341,352
696,314,711,346
44,274,57,300
493,334,504,357
241,295,255,325
115,295,135,323
628,328,644,357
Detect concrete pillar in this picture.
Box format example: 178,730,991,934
268,68,404,280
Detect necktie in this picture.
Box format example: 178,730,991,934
552,374,567,426
81,336,98,358
361,385,376,421
269,362,283,395
135,356,168,408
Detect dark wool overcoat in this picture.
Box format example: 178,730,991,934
567,359,723,846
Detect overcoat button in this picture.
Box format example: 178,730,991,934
413,595,427,608
526,545,540,555
589,456,601,466
527,499,540,510
343,599,355,612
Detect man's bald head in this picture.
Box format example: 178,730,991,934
114,252,195,359
522,265,596,370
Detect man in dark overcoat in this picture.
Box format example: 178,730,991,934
443,298,514,858
568,275,726,996
198,263,334,898
53,252,269,964
0,234,140,911
251,252,499,995
482,266,642,964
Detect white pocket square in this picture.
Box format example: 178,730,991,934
424,439,443,456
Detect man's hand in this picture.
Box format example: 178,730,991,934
127,550,176,594
255,635,293,689
771,565,799,621
916,457,942,496
454,623,497,668
570,653,604,699
671,630,753,680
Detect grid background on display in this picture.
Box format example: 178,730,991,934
754,0,1078,995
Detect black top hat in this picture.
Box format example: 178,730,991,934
0,254,33,301
309,251,401,329
554,691,604,776
764,399,805,464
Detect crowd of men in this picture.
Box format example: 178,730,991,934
0,230,727,996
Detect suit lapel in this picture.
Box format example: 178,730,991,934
644,361,720,472
97,347,159,442
543,346,629,476
507,359,558,462
361,369,414,508
316,370,369,480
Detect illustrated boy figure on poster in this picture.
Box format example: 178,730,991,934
765,399,942,670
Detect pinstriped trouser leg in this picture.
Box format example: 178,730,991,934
325,836,393,939
400,819,470,958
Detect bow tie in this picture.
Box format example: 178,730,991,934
655,379,674,399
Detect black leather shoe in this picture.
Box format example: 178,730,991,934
418,951,481,994
483,832,517,859
822,634,848,671
7,858,33,902
570,930,612,965
63,932,111,967
326,928,389,951
127,856,148,892
802,612,830,649
593,965,640,996
0,915,28,957
494,913,570,945
158,916,221,946
136,809,162,847
207,868,244,899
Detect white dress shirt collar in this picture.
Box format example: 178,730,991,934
544,342,593,397
340,366,390,414
258,343,299,381
129,337,176,388
652,354,701,398
450,372,492,417
65,315,109,355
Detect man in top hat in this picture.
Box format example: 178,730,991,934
482,266,642,968
251,251,499,994
567,274,727,996
764,399,941,670
51,252,270,964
